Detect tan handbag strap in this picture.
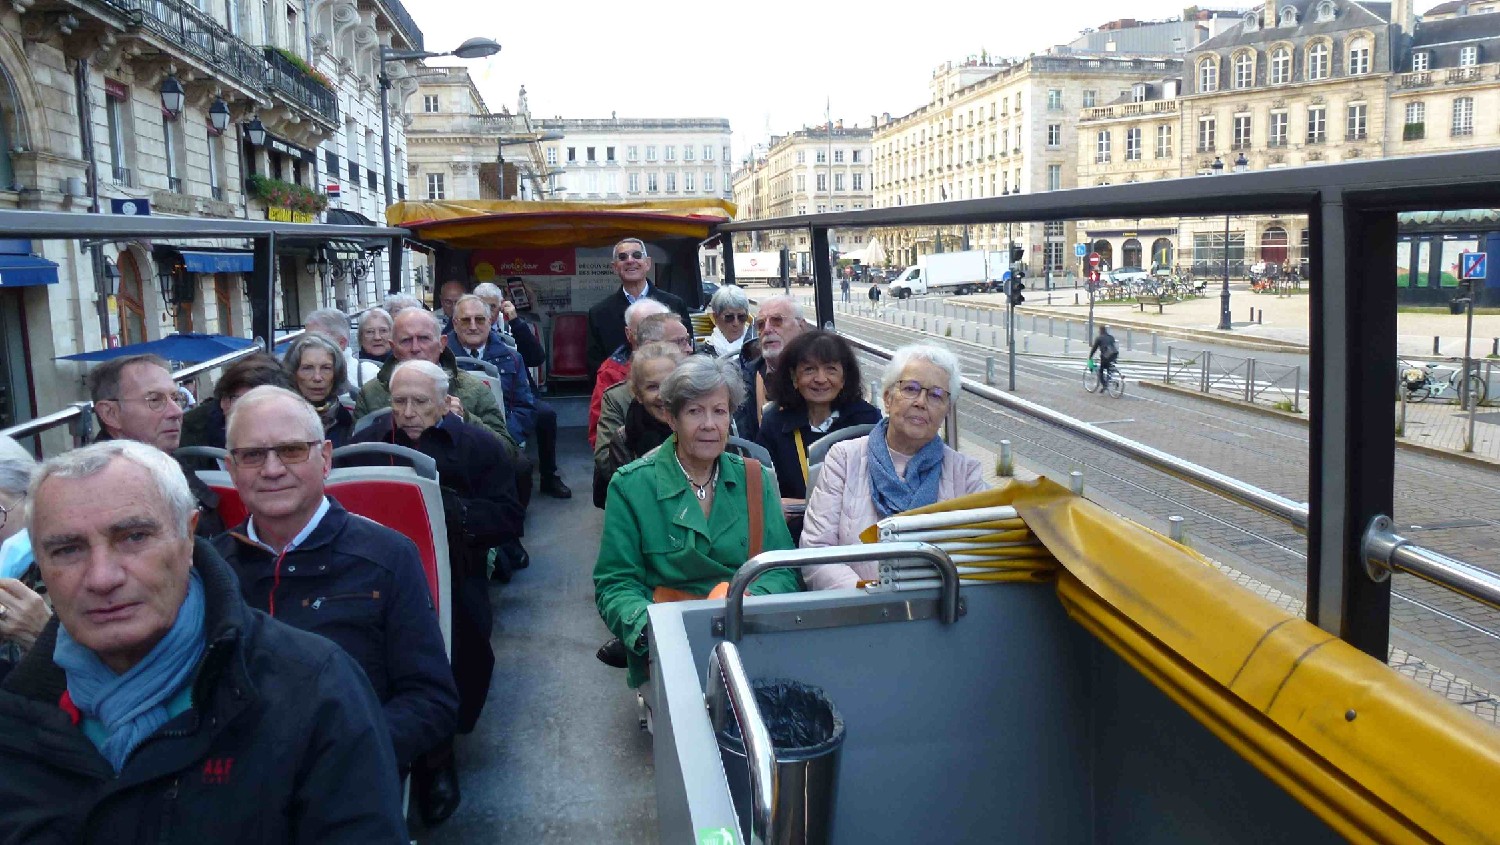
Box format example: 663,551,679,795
744,457,764,560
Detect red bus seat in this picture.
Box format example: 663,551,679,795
548,312,590,380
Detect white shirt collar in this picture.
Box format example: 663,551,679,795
247,496,331,554
809,408,840,434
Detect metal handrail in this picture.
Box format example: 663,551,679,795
843,334,1312,531
704,640,775,845
1362,516,1500,612
723,542,961,642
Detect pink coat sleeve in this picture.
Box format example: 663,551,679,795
800,441,862,591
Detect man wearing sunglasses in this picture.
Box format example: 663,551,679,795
87,354,223,538
731,296,808,440
584,238,692,375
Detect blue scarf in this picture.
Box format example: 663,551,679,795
866,418,947,518
54,568,207,773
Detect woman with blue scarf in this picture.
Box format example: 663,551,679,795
801,345,987,589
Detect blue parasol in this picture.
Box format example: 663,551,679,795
58,333,259,364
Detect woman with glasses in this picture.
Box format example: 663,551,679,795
0,436,48,681
801,344,986,590
282,334,355,448
705,285,752,358
355,308,395,387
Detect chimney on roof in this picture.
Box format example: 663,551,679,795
1264,0,1276,28
1391,0,1416,37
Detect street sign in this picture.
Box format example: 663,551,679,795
1074,243,1088,258
110,198,151,215
1460,251,1487,281
326,183,341,200
1088,252,1102,269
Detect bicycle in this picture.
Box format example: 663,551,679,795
1084,358,1125,398
1400,361,1488,405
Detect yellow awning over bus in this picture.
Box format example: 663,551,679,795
386,199,736,250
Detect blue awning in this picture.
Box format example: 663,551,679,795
0,254,60,287
179,250,255,274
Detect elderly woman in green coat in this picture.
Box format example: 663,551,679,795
594,356,799,690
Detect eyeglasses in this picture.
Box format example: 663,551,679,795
753,314,790,332
111,392,189,412
616,250,646,261
0,494,22,532
456,316,488,326
893,380,950,404
391,395,436,413
718,313,749,324
229,441,322,468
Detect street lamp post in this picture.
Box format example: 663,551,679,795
379,37,501,208
1216,153,1249,331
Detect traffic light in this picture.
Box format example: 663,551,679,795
1009,279,1026,306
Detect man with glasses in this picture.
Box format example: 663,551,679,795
732,296,807,440
214,386,458,818
587,298,670,449
437,280,468,329
87,353,223,537
585,238,692,374
351,361,523,824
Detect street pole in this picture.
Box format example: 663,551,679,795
1464,284,1478,450
379,59,393,209
1007,283,1017,392
1218,214,1232,330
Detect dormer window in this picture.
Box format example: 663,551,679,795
1132,83,1148,103
1244,10,1260,30
1280,5,1298,26
1315,0,1336,22
1198,56,1220,92
1460,45,1479,67
1412,51,1429,71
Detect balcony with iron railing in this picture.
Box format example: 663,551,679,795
263,47,339,127
368,0,424,51
1081,100,1180,123
1399,71,1433,88
87,0,267,95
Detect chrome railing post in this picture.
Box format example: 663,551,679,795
705,641,775,845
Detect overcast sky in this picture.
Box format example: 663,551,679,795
413,0,1225,163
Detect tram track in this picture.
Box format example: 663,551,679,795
833,311,1500,685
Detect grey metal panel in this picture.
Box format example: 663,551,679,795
0,208,407,240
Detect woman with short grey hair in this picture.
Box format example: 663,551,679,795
0,437,51,674
281,334,355,447
706,285,752,358
593,354,797,687
356,307,395,372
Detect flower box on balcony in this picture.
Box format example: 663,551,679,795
246,174,329,214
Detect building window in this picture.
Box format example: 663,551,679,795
1460,45,1479,67
1199,57,1219,92
162,114,182,193
1269,111,1288,147
1046,164,1061,191
833,149,845,163
665,172,676,191
704,144,714,161
1047,124,1062,147
852,149,862,163
423,95,439,112
834,172,845,191
683,145,694,161
1314,0,1335,22
1348,39,1371,75
105,86,131,184
1047,89,1063,110
1131,84,1147,103
586,146,596,161
1347,103,1367,140
1095,130,1111,163
1280,6,1297,26
815,150,827,163
1124,127,1142,161
426,173,445,200
1232,114,1252,149
796,150,806,164
1044,242,1064,272
1198,116,1216,152
1233,51,1254,89
207,131,224,200
646,145,657,161
627,145,638,161
646,173,658,192
1082,90,1096,108
1308,42,1330,80
567,147,576,162
1412,52,1429,72
628,172,639,192
606,146,615,162
1155,124,1172,158
1270,46,1291,84
606,173,618,194
816,173,827,191
1403,101,1426,140
546,147,557,165
796,174,805,191
852,172,863,190
1307,106,1327,143
1452,97,1474,136
704,172,714,192
723,146,730,162
665,145,676,161
680,171,694,192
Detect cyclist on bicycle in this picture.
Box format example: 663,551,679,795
1089,326,1118,389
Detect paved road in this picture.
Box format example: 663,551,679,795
834,309,1500,703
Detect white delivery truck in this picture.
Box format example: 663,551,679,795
731,251,785,284
887,249,991,299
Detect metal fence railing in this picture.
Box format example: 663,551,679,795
1165,346,1303,413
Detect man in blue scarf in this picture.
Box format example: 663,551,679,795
0,440,406,843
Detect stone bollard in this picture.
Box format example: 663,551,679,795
1069,470,1084,495
998,440,1014,477
1168,515,1186,544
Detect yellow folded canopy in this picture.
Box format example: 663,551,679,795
883,478,1500,845
386,199,737,250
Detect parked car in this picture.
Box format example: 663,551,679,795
701,281,719,302
1105,266,1151,285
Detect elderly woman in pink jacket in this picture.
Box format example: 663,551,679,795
801,344,987,590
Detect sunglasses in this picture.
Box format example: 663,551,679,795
616,250,646,261
718,313,749,323
229,441,322,468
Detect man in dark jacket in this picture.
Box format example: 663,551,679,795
213,386,457,774
585,237,693,374
177,352,290,451
732,295,807,441
88,353,224,538
0,440,405,843
350,360,524,823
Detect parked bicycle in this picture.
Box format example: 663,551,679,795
1400,360,1488,405
1084,358,1126,398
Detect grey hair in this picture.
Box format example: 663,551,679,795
709,284,750,315
615,237,647,255
391,359,450,399
453,294,489,318
636,312,684,345
756,294,805,322
394,306,443,338
0,435,36,501
357,307,393,334
472,282,505,307
280,334,348,398
304,307,350,347
623,297,670,328
226,385,325,448
882,344,963,397
29,440,195,539
382,294,425,315
628,342,686,397
660,355,746,417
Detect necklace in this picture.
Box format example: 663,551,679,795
675,452,718,500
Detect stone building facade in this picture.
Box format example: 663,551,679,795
531,116,732,204
406,72,550,203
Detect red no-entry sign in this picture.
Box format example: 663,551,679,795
1088,252,1102,269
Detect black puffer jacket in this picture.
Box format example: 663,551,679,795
0,540,407,844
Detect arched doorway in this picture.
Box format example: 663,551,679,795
1150,238,1174,269
1121,238,1142,268
117,251,148,345
1091,239,1113,269
1260,226,1289,267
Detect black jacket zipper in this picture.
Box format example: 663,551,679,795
304,591,381,610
